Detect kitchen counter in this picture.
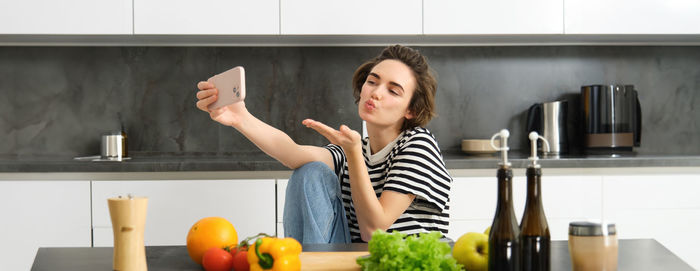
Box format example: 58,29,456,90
31,239,694,271
2,151,700,173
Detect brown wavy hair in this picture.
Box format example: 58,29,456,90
352,45,437,131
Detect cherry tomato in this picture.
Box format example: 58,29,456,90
202,247,233,271
231,247,250,271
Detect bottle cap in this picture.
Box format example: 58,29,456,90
490,129,511,167
528,132,550,168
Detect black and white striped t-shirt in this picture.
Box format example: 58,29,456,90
325,127,452,242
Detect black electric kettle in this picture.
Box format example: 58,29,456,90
581,84,642,152
527,100,569,155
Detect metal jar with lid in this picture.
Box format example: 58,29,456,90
101,131,128,160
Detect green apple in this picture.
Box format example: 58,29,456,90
453,232,489,271
484,226,491,235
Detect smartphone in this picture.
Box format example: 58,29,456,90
207,66,246,110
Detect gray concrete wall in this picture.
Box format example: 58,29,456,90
1,46,698,156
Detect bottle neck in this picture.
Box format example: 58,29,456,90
497,166,514,206
526,167,543,204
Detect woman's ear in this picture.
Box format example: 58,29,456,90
404,109,414,120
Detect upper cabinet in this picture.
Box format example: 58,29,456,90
565,0,700,34
2,0,700,44
0,0,132,34
281,0,422,35
134,0,278,34
424,0,563,34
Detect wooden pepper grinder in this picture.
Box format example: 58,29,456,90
108,195,148,271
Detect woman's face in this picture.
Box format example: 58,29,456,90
358,59,416,130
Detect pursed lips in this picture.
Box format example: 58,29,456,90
364,100,376,111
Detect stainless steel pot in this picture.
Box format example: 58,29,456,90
101,132,128,159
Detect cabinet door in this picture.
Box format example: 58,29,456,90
91,179,276,246
0,181,91,271
0,0,132,34
281,0,421,34
565,0,700,34
517,175,603,241
424,0,563,34
603,174,700,270
448,175,602,241
447,177,498,240
134,0,278,34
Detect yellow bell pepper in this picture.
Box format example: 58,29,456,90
247,237,302,271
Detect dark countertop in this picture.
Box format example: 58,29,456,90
31,239,694,271
1,150,700,173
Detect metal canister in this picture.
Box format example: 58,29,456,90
101,132,128,159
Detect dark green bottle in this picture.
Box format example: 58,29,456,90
488,129,520,271
520,167,550,271
520,132,551,271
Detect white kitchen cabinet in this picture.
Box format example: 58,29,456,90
134,0,278,34
0,0,132,34
91,179,276,247
603,174,700,270
281,0,422,35
0,181,91,271
424,0,563,34
448,175,602,241
565,0,700,34
515,175,603,240
448,176,515,240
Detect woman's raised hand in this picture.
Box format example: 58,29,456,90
195,81,246,127
303,119,362,154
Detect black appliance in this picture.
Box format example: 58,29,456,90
581,84,641,153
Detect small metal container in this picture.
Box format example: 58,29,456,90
101,132,128,159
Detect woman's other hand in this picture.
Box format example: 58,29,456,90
195,81,246,127
303,119,362,154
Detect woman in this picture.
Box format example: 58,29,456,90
196,45,451,243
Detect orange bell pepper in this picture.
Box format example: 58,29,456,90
247,237,302,271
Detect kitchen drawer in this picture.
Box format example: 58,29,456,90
603,175,700,211
424,0,563,34
134,0,278,34
450,177,500,220
447,219,491,241
0,181,91,271
91,179,276,246
448,218,573,241
450,175,602,221
565,0,700,34
449,175,602,243
603,174,700,270
0,0,132,34
516,175,603,220
281,0,421,34
604,209,700,270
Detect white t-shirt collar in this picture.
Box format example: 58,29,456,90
365,131,404,164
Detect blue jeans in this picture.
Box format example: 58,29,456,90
283,161,351,244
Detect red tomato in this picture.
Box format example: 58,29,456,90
202,247,233,271
230,247,250,271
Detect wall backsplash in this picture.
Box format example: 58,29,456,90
1,46,698,157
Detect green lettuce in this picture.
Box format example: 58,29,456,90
356,230,463,271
